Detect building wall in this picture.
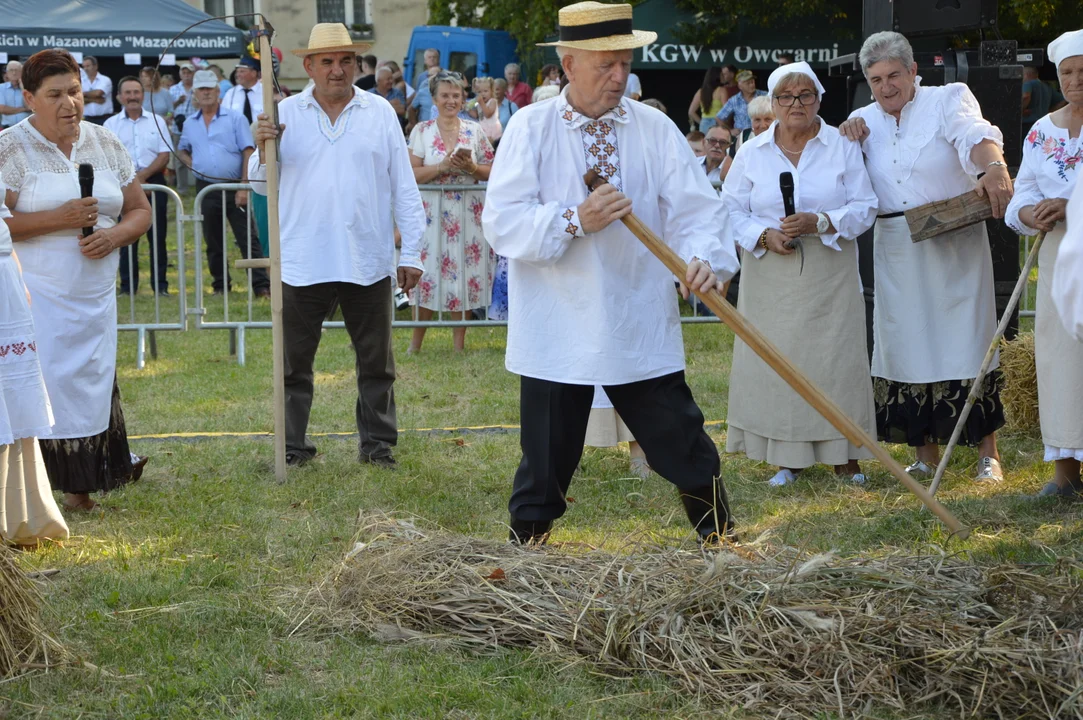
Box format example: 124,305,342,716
184,0,428,84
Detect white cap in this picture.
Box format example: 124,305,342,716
1048,29,1083,68
192,70,218,89
767,61,826,97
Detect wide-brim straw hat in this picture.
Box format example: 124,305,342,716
292,23,372,57
537,1,657,51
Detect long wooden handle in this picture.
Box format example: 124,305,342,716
927,230,1046,497
257,18,287,483
584,171,968,538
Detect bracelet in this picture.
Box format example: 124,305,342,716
987,160,1008,170
758,228,769,251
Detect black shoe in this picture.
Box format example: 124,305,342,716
508,517,552,545
127,455,149,482
285,451,311,467
155,289,169,297
679,482,738,545
360,452,396,469
254,287,271,299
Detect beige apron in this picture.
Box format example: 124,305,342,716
727,237,875,468
1037,225,1083,458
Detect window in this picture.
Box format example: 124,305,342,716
204,0,258,28
317,0,369,27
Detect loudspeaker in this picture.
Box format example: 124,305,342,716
864,0,997,38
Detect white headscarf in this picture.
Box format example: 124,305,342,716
1048,29,1083,69
766,61,826,98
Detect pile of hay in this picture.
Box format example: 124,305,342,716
313,513,1083,719
1001,332,1040,432
0,546,62,677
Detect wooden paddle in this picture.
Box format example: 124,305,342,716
583,170,969,538
904,191,993,243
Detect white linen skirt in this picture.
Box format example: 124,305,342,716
584,386,635,447
0,438,68,545
1036,226,1083,461
726,237,875,468
0,254,53,446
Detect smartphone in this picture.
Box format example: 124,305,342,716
453,146,471,160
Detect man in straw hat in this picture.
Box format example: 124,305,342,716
483,1,740,545
249,24,426,468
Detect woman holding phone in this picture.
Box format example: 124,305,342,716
407,71,495,353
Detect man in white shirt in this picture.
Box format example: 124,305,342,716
483,2,739,545
250,24,425,469
222,57,263,124
698,125,731,185
105,76,174,295
81,56,114,125
0,61,30,129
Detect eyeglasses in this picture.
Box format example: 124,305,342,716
774,91,818,107
704,138,731,148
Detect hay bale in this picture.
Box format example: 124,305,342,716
1001,332,1040,432
0,546,63,677
313,512,1083,720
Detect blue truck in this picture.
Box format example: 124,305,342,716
403,26,520,86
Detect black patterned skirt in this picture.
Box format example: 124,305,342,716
38,377,136,495
873,372,1006,448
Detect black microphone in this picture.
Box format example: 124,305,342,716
78,163,95,237
779,171,796,218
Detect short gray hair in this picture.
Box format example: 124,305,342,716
493,78,508,90
505,62,521,74
375,66,393,80
859,31,914,75
746,94,774,119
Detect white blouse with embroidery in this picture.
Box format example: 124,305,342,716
1005,114,1082,235
482,87,738,385
249,86,427,288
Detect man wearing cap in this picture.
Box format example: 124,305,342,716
222,57,263,124
249,24,426,469
170,63,197,190
0,62,29,131
178,70,269,297
482,1,740,545
715,70,766,131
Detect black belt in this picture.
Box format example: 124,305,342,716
877,211,904,219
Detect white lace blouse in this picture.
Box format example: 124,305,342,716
0,119,135,237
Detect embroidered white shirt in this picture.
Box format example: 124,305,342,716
482,87,739,385
103,111,173,173
1005,114,1081,235
723,118,878,259
248,85,426,288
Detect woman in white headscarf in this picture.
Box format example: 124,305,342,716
1005,29,1083,498
723,62,879,486
839,31,1015,485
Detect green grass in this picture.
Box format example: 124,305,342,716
2,209,1072,718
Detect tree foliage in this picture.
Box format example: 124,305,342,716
427,0,566,66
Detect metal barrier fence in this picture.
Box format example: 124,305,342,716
118,180,1036,368
116,183,188,369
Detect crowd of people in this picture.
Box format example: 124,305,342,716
0,3,1081,549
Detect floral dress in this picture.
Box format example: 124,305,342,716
408,118,496,312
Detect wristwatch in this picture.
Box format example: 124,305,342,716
815,212,830,234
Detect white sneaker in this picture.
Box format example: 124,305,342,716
768,469,796,487
846,473,867,485
975,457,1004,483
628,457,650,480
905,461,932,479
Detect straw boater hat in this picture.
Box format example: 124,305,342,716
537,1,656,51
292,23,372,57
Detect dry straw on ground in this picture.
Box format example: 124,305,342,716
310,512,1083,720
1001,332,1040,432
0,546,63,677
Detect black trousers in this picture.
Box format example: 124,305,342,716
282,279,398,461
196,179,269,293
119,172,169,293
509,371,722,523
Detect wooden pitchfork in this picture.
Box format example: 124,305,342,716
583,170,968,538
